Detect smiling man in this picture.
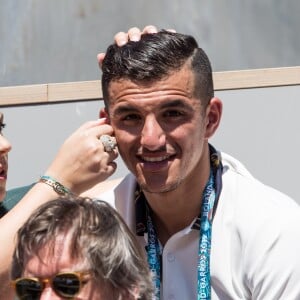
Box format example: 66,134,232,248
98,30,300,299
105,64,212,196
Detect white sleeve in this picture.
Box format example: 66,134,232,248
243,208,300,300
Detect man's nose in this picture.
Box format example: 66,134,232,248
0,135,12,154
40,285,61,300
140,116,166,151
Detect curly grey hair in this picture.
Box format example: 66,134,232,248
11,196,154,300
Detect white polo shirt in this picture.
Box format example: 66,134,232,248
98,152,300,300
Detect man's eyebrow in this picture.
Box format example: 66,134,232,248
160,99,194,111
111,99,194,115
112,105,139,115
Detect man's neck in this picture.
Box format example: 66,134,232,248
144,150,211,245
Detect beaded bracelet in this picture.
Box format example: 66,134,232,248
39,175,72,196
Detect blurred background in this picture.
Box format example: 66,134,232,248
1,1,300,202
1,0,300,86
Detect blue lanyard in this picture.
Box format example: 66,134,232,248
147,209,161,298
197,170,215,299
146,148,222,300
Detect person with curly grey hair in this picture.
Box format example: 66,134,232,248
11,196,154,300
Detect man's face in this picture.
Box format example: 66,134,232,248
0,112,11,201
22,234,109,299
107,65,212,193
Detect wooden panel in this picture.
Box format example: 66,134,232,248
0,84,48,106
47,80,101,102
213,66,300,90
1,66,300,107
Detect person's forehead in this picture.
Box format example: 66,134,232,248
24,236,86,276
108,65,195,100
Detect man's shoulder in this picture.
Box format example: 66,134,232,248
220,151,299,213
81,177,124,198
96,174,136,201
220,151,254,179
83,174,136,205
92,174,137,229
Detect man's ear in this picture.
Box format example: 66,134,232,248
204,97,222,140
99,108,110,124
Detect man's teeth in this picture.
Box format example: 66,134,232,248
142,155,169,162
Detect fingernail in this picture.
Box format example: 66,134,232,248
118,38,127,46
131,34,140,42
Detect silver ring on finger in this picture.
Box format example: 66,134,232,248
99,135,117,152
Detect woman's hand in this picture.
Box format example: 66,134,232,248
45,118,118,195
97,25,159,66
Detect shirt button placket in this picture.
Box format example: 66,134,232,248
166,252,176,299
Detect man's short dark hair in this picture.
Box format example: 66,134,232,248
102,30,214,108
